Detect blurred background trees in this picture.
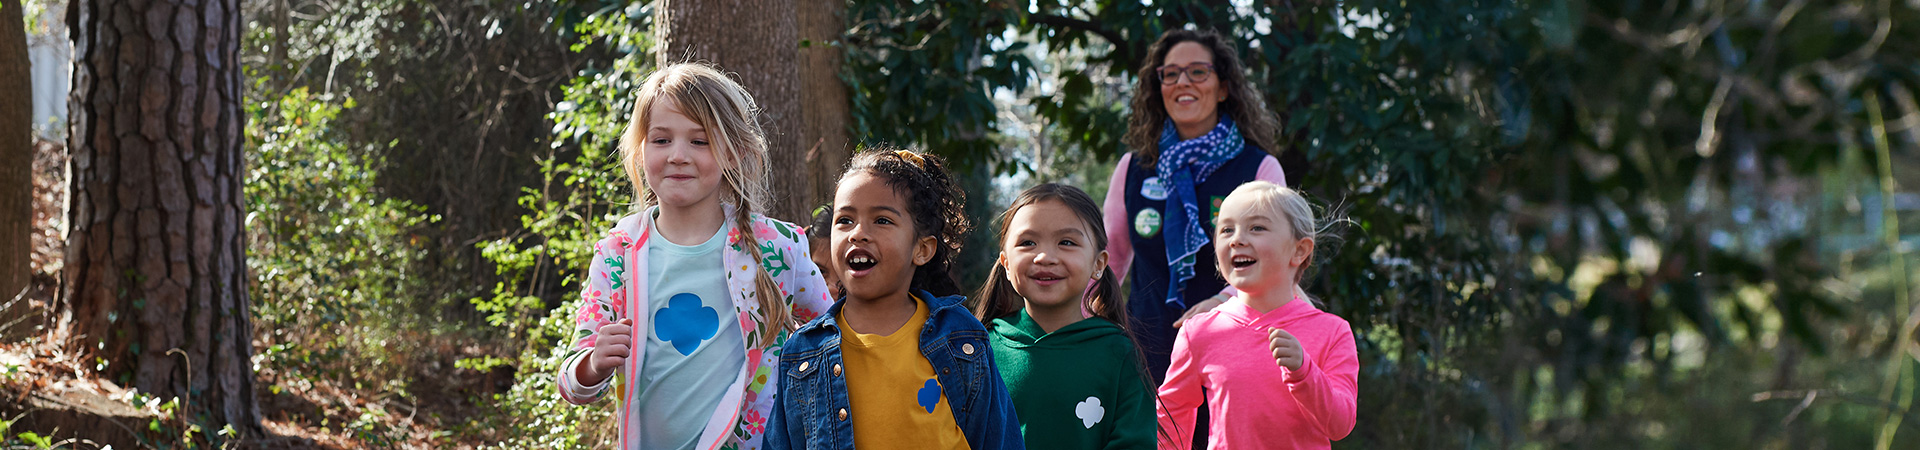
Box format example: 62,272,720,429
7,0,1919,447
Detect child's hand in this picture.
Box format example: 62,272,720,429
1269,328,1304,372
580,318,634,385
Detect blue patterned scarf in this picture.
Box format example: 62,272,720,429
1154,116,1244,308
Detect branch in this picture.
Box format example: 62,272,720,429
1030,13,1137,68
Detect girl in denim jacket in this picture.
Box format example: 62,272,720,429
766,148,1024,450
556,63,834,450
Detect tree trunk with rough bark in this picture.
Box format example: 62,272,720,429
1,0,32,317
798,0,850,215
655,0,809,222
58,0,260,436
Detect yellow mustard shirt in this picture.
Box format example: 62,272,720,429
837,295,971,450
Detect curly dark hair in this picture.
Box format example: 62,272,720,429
838,146,972,296
1122,28,1283,169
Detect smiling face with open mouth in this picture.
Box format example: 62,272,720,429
831,171,935,305
1159,41,1226,139
1213,194,1310,296
1000,199,1108,313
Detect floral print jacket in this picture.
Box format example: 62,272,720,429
558,204,834,450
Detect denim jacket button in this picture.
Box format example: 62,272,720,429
833,364,843,377
838,408,848,420
798,361,810,372
962,343,975,355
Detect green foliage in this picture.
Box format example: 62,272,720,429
237,0,614,443
241,79,460,447
467,2,648,447
1494,0,1920,446
15,432,51,449
244,83,453,388
844,1,1036,171
245,0,590,327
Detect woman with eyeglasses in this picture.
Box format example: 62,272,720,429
1099,27,1289,447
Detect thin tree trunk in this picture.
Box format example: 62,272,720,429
59,0,260,436
1,0,32,315
655,0,809,222
798,0,850,214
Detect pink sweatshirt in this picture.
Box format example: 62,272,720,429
1156,298,1358,450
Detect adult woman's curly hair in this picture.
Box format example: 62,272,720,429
1122,28,1283,169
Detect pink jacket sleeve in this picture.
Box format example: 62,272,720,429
1155,323,1205,450
1284,325,1359,440
782,225,835,326
1103,154,1134,282
557,236,625,404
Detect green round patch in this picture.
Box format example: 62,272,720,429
1134,207,1163,238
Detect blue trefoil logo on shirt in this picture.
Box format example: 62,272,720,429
917,378,941,413
655,293,719,355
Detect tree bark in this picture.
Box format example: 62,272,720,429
798,0,852,212
1,0,32,315
798,0,850,214
655,0,809,222
59,0,260,436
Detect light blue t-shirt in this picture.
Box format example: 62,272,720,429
637,216,745,450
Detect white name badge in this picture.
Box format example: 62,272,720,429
1140,177,1169,201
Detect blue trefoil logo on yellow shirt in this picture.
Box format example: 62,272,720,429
917,378,941,413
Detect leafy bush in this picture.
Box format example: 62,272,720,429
243,84,446,425
467,5,650,447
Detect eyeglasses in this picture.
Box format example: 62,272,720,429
1157,63,1215,85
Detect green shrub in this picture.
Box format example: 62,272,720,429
244,84,445,415
468,6,649,447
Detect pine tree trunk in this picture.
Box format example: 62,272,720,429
798,0,850,214
1,0,32,315
655,0,809,222
58,0,260,435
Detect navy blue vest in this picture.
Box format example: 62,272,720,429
1122,146,1268,382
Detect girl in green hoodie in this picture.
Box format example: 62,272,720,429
974,183,1159,450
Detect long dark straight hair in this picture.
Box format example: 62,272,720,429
971,183,1173,442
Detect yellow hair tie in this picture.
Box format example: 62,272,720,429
891,150,927,168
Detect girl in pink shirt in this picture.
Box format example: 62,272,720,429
1156,181,1358,450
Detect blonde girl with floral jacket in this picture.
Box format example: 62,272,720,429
556,62,834,450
